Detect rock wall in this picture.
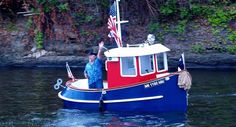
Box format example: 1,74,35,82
0,18,236,69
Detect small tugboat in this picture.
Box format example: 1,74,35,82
54,0,192,112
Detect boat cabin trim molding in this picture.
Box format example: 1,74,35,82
104,44,170,57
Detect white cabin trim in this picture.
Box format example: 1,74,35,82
104,44,170,57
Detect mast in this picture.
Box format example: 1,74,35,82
115,0,128,47
116,0,122,46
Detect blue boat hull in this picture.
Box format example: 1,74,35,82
59,74,187,112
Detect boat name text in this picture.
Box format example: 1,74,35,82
144,79,165,88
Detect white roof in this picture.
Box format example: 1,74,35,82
104,43,170,57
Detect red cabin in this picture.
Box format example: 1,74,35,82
104,43,170,88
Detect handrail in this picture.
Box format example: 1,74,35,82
66,72,177,92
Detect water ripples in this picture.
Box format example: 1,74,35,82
189,93,236,98
1,68,236,126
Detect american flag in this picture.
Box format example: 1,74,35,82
178,53,186,71
107,1,122,47
66,62,75,81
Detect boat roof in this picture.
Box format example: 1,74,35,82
104,43,170,57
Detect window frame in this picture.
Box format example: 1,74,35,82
138,55,156,76
156,52,168,72
120,56,137,77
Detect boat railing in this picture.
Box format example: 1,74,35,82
126,43,149,48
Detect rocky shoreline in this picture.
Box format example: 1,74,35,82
1,18,236,69
1,52,236,70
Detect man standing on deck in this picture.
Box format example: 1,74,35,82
84,41,104,89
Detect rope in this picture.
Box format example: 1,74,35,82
177,70,192,90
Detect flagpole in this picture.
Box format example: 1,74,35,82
182,53,186,70
116,0,122,47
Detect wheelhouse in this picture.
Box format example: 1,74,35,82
104,43,170,88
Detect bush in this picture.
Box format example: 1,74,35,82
6,22,17,31
229,9,236,19
191,4,202,16
208,8,232,26
34,30,43,49
227,45,236,54
211,44,224,52
57,3,69,12
147,22,160,33
159,0,177,16
175,20,187,34
227,31,236,42
191,4,213,17
179,8,190,19
26,18,33,29
191,44,205,54
160,5,174,16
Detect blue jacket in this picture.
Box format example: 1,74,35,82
84,58,103,85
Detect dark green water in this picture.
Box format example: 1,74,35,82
0,68,235,126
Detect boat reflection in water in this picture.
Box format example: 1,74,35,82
44,109,187,127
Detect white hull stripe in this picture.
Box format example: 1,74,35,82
58,92,163,104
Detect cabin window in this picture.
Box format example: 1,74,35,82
156,53,168,72
120,57,137,77
139,55,155,76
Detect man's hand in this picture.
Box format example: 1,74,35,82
84,73,89,79
99,41,104,50
97,41,104,59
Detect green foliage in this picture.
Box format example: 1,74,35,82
37,0,46,4
191,4,202,16
34,30,44,49
160,6,174,16
226,45,236,54
30,8,39,13
99,0,110,8
159,1,234,21
228,9,236,20
208,8,232,27
161,23,170,32
57,3,69,12
159,0,177,16
156,32,165,43
26,18,33,29
179,8,190,19
6,22,17,31
37,0,69,12
80,29,90,36
48,0,58,5
84,15,94,22
147,22,159,33
191,5,212,16
191,44,205,54
175,20,187,34
208,0,231,5
211,43,224,52
227,32,236,42
44,5,51,13
75,12,94,24
211,28,220,36
37,0,57,5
